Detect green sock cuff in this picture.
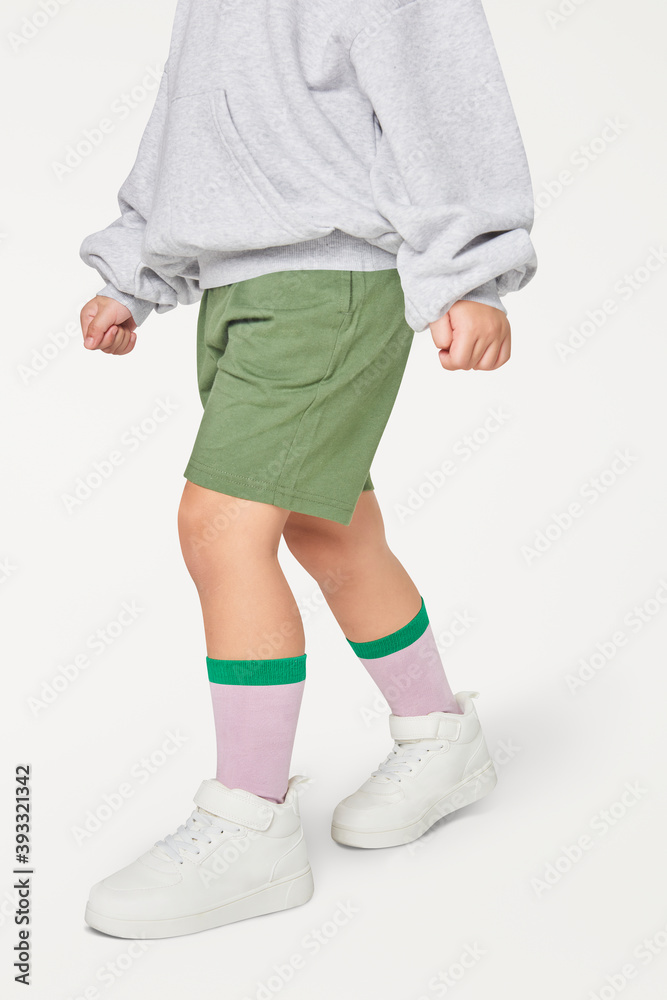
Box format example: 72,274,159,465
345,596,429,659
206,653,306,686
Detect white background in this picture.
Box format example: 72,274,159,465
3,0,667,997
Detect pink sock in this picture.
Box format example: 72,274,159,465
346,597,462,717
207,655,306,803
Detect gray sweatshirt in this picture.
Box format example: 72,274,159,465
79,0,538,333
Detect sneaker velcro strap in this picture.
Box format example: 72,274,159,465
389,714,462,742
193,779,274,831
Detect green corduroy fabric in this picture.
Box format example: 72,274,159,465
206,653,306,686
345,596,429,659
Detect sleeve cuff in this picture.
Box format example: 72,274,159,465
96,283,155,328
456,278,507,315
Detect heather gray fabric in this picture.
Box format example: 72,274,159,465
79,0,537,333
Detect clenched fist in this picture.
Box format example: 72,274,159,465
80,295,137,355
430,300,511,371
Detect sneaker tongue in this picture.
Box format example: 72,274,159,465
369,740,441,786
150,809,214,862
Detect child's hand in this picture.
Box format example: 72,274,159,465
429,300,510,371
80,295,137,355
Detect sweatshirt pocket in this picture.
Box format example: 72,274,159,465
163,89,331,253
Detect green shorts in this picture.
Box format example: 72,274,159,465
183,268,414,525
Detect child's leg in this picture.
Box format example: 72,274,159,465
282,489,461,716
178,480,306,803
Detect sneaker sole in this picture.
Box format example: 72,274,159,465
331,761,497,849
84,865,314,939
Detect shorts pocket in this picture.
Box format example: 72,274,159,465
164,89,332,252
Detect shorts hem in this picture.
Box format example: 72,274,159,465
183,460,362,526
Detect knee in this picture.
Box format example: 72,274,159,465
179,485,233,543
281,521,323,574
282,520,357,584
178,485,261,581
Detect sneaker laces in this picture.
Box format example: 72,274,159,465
372,739,447,784
153,808,242,864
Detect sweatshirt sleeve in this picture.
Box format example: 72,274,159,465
349,0,538,332
79,61,202,327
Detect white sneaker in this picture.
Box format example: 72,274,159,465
84,775,314,938
331,691,497,848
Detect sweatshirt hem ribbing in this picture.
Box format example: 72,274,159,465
197,230,399,289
